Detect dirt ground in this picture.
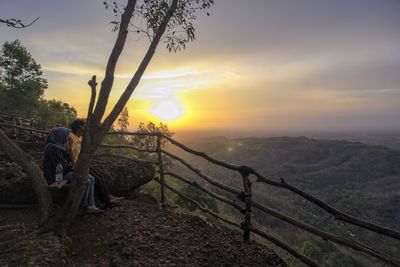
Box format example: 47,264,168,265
0,193,287,267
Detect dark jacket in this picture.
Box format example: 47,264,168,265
43,127,73,183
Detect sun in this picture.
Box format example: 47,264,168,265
150,99,184,122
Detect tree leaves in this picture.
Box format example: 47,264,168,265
102,0,214,52
0,40,77,127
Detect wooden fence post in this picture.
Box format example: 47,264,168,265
12,117,17,138
240,168,252,242
156,133,166,208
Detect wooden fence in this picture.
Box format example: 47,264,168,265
106,131,400,267
0,111,48,141
1,119,400,266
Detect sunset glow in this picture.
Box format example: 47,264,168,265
1,0,399,134
150,99,184,122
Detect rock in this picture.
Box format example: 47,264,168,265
0,153,155,205
91,155,155,199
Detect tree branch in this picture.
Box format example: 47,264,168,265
87,75,97,121
85,75,98,143
0,17,39,28
0,129,51,223
98,0,179,138
90,0,137,129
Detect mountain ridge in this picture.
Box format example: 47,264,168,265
169,135,400,265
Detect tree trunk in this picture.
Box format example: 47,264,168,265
90,0,137,130
0,129,51,224
57,151,92,232
54,0,179,231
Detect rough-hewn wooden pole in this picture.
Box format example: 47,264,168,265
17,118,22,139
12,117,17,138
156,134,166,207
241,168,252,242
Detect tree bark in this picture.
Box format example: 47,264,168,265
55,0,179,231
54,152,92,233
99,0,179,135
0,129,51,224
90,0,137,130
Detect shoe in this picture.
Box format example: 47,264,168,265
109,196,124,204
86,207,105,214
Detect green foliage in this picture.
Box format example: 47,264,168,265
132,121,174,151
175,184,218,212
166,136,400,266
117,107,129,131
103,0,214,52
0,40,77,127
0,40,47,115
323,252,356,267
143,175,219,217
37,99,77,128
300,240,323,263
101,121,174,163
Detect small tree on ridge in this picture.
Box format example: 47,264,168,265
48,0,214,232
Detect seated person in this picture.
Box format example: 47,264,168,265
43,127,102,214
69,119,123,208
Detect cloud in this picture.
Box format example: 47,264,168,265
1,0,399,131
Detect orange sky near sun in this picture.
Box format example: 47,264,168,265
1,1,399,134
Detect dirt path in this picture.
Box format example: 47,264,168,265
0,194,286,266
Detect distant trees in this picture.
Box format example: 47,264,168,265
132,121,174,151
298,239,359,267
37,99,77,128
117,107,130,131
0,40,77,224
175,184,219,212
0,0,213,232
300,240,323,263
0,40,47,113
0,40,77,127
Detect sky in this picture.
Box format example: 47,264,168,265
1,0,399,136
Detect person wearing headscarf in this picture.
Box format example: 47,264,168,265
43,127,102,214
43,127,73,182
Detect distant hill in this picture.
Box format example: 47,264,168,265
169,136,400,265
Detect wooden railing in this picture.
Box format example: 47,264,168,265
1,118,400,266
106,131,400,267
0,111,48,141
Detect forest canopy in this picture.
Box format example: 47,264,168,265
0,40,77,127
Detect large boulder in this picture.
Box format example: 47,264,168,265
91,154,155,199
0,153,155,205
